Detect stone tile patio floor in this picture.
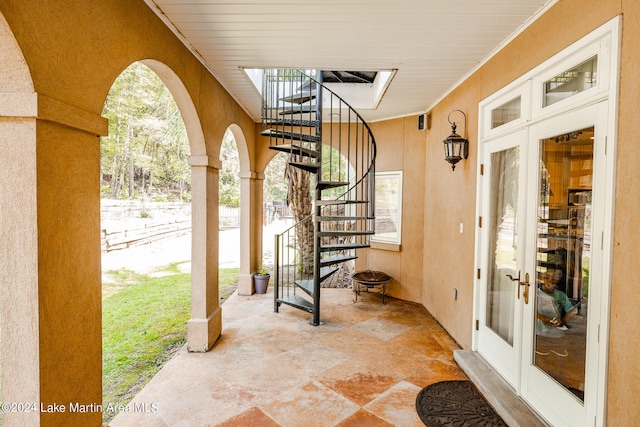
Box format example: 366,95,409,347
109,288,467,427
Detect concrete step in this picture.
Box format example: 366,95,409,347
454,350,551,427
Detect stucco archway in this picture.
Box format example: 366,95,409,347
224,124,262,294
132,59,221,352
140,59,206,157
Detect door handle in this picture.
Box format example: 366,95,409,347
506,271,522,300
506,271,530,303
521,272,530,304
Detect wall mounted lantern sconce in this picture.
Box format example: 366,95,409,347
443,110,469,171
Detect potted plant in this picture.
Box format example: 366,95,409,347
253,263,270,294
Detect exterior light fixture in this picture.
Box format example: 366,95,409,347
443,110,469,171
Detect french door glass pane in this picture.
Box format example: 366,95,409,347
486,147,520,345
534,126,594,401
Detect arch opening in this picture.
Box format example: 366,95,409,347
218,127,241,300
100,61,197,424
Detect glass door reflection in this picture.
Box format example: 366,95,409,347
534,126,593,401
486,147,520,345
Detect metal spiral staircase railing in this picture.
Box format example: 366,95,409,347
262,69,377,326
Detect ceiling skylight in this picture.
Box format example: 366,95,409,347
243,69,395,111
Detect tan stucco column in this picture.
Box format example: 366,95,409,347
0,93,107,426
0,107,40,427
187,155,222,352
237,171,264,295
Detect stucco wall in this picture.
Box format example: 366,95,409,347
356,117,426,303
422,75,480,348
608,1,640,424
421,0,640,424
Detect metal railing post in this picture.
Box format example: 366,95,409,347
274,233,280,312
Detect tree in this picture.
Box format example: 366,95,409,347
285,156,314,275
275,144,353,276
101,62,190,201
263,152,289,204
218,129,240,206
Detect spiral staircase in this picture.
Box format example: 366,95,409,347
261,70,377,326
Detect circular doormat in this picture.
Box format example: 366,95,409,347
415,380,507,426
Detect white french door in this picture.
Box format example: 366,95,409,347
476,128,528,389
518,102,607,427
478,102,607,426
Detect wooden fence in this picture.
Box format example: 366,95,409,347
101,219,191,252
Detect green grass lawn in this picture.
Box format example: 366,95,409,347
102,263,238,423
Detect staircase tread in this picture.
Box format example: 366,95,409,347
321,266,341,281
268,143,320,158
289,161,320,173
319,230,375,236
263,118,320,128
277,294,314,313
261,128,321,143
321,243,371,251
279,106,317,115
279,91,317,104
295,279,314,296
316,199,369,206
318,181,350,190
294,267,341,294
317,216,373,221
320,254,358,266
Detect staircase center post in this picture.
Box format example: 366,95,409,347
312,70,323,326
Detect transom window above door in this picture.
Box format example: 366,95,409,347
481,25,614,141
543,56,598,107
491,96,521,129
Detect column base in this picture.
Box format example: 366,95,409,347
187,306,222,352
237,273,254,295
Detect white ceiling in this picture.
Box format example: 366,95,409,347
145,0,554,123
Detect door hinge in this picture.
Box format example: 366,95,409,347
605,136,608,155
475,320,480,331
480,164,484,175
477,268,481,279
597,324,600,343
479,216,483,227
